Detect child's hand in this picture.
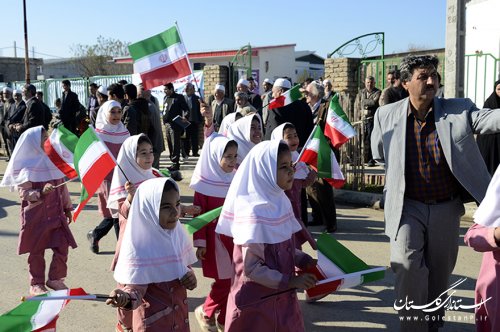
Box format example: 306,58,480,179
181,204,201,217
65,210,73,224
125,181,136,197
196,247,206,260
41,183,55,195
199,100,212,117
106,289,130,308
180,270,197,290
304,259,318,271
288,273,317,290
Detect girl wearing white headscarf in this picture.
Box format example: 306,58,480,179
189,133,237,330
227,113,263,165
215,140,317,332
0,126,77,296
107,178,197,332
87,100,130,254
271,123,317,250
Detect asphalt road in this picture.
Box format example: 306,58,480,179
0,154,482,331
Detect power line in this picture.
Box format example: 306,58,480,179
0,46,66,59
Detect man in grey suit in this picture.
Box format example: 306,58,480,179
371,55,500,331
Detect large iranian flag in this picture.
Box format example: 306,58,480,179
73,127,116,221
129,26,191,90
268,84,302,110
298,125,345,188
43,125,78,179
0,288,88,331
324,93,356,148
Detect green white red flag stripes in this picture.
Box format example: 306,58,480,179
185,206,222,234
324,93,356,148
73,127,116,221
304,233,386,301
43,125,78,179
128,26,191,90
268,84,302,110
298,125,345,189
0,288,88,331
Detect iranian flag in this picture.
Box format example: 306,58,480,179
185,206,222,234
303,233,386,301
43,125,78,179
129,26,192,90
324,93,356,148
73,127,116,221
0,288,88,331
268,84,302,110
298,125,345,188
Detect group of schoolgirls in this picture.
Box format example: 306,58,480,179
0,100,322,331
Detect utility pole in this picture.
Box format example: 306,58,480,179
23,0,30,83
13,41,17,57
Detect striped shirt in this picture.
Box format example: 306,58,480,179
404,107,459,203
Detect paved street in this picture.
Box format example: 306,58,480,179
0,153,482,331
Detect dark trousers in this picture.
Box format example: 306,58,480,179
183,122,199,156
166,123,182,166
0,126,11,158
306,178,337,230
93,218,119,241
363,117,374,163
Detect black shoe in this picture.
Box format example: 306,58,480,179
325,225,337,233
367,160,376,167
87,231,99,254
167,164,180,171
170,170,183,182
192,153,199,157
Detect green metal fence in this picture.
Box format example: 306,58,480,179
464,53,499,107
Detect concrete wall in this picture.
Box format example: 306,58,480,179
0,57,43,82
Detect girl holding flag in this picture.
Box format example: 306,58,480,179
189,133,238,331
271,123,317,250
215,140,317,332
107,178,198,332
87,100,130,254
0,126,77,296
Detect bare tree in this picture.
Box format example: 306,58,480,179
70,36,131,76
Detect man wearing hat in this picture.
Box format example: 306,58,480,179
235,78,262,114
264,78,314,146
323,79,334,100
211,84,234,132
261,78,274,126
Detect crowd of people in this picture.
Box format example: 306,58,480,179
1,55,500,331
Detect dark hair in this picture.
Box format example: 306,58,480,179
283,123,296,133
162,178,178,194
235,112,243,120
62,80,71,86
277,142,290,157
400,55,439,83
36,91,43,97
89,83,98,89
124,84,137,100
393,69,401,80
24,84,36,95
223,140,238,153
137,135,152,147
108,83,125,99
164,82,174,90
118,80,128,86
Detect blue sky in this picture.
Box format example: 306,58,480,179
0,0,446,59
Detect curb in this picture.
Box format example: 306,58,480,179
335,189,476,221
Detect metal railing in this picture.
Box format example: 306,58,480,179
464,53,499,107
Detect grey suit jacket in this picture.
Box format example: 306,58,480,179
371,97,500,239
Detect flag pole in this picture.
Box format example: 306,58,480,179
295,124,319,163
21,294,114,302
174,21,204,102
54,177,79,188
87,126,131,183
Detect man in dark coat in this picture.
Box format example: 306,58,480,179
60,80,80,134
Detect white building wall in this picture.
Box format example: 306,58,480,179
465,0,500,107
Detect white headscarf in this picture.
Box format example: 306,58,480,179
227,113,262,165
215,140,301,245
114,178,197,285
0,126,64,190
474,165,500,227
218,112,239,137
95,100,130,144
190,133,236,198
270,123,310,180
107,134,162,210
